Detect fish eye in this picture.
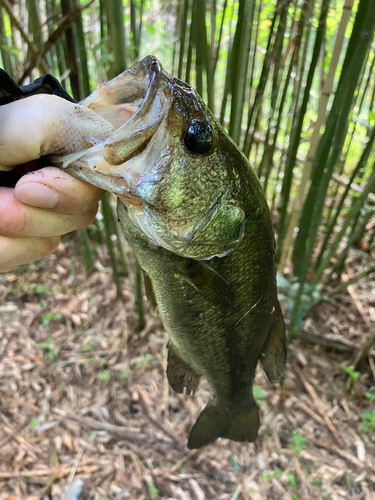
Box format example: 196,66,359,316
184,119,213,154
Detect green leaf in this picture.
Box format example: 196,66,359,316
342,365,360,383
361,410,375,432
36,284,49,294
148,483,159,499
288,473,296,487
135,354,151,369
97,370,111,382
30,418,40,428
364,387,375,401
290,430,307,454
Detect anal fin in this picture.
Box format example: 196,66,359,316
260,300,286,383
167,343,201,395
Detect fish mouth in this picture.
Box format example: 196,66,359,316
50,55,171,199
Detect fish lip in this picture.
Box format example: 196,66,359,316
103,57,164,166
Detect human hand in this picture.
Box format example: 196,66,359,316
0,94,114,273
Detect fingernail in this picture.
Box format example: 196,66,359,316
15,183,60,209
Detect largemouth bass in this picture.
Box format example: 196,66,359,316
1,57,286,448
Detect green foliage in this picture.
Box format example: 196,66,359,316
97,370,111,382
83,342,94,351
342,365,360,384
148,483,159,499
135,353,151,369
30,418,40,428
277,274,323,331
290,430,307,454
253,386,266,407
288,473,296,487
37,338,58,362
364,386,375,401
35,284,49,294
41,313,62,326
262,469,282,480
361,410,375,432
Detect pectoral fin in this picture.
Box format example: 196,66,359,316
166,342,201,395
260,300,286,383
143,271,158,315
174,260,233,307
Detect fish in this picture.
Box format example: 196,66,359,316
2,57,286,448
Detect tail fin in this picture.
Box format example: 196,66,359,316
187,403,260,449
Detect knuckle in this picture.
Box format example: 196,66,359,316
6,204,28,235
38,236,61,257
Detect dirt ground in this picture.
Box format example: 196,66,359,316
0,238,374,500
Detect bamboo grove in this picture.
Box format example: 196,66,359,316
0,0,374,343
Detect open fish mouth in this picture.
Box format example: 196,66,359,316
50,56,246,259
50,56,170,195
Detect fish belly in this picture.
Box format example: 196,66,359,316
118,201,284,447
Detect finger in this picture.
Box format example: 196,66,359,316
0,235,60,273
14,167,104,214
0,187,98,237
0,94,114,167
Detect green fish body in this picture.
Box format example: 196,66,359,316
48,56,286,448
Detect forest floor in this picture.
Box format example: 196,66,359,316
0,238,374,500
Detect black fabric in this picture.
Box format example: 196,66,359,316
0,69,76,106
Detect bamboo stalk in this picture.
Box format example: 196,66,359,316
314,124,375,273
288,0,375,341
74,4,91,98
327,265,375,297
0,7,13,75
243,0,282,155
101,194,122,298
0,0,50,74
292,0,375,279
105,0,127,79
277,0,324,258
27,0,43,52
61,0,81,100
278,0,353,260
134,260,145,331
228,0,255,145
177,0,190,80
328,211,373,283
77,227,96,275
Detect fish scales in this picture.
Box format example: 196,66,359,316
0,56,286,448
117,122,283,448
